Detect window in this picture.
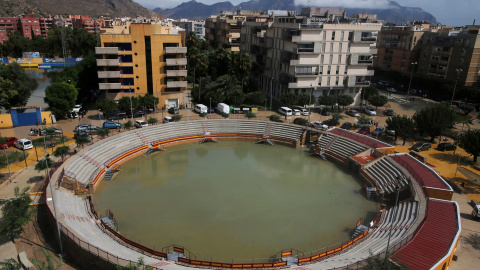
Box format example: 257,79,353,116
339,43,342,52
323,31,326,40
327,77,331,85
341,31,344,41
321,55,324,63
338,55,342,64
332,31,335,41
335,77,339,85
336,66,339,74
327,66,331,74
330,43,333,52
319,66,323,74
330,55,333,64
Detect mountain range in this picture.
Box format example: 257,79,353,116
153,0,438,25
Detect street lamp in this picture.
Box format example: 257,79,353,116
209,97,212,118
450,68,463,106
385,183,400,261
308,84,313,124
3,148,12,183
264,99,267,120
407,62,418,99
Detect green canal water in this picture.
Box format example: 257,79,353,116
93,141,377,262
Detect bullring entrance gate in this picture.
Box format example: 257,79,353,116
10,106,42,127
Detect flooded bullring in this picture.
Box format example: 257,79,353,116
92,141,377,262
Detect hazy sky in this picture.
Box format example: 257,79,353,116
137,0,478,27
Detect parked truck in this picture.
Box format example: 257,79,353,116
216,103,230,114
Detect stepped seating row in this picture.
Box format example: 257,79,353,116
329,137,368,158
269,123,303,141
140,121,205,143
365,157,409,194
316,133,336,149
54,190,160,265
65,156,100,185
84,132,144,166
204,120,268,135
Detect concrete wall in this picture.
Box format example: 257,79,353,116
0,114,13,128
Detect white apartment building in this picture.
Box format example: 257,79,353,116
242,8,382,104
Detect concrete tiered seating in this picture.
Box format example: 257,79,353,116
316,133,336,148
54,189,162,265
140,121,205,143
329,137,367,158
65,157,98,185
365,157,408,194
269,123,303,141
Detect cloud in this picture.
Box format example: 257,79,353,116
293,0,391,9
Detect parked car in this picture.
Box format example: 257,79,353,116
437,143,457,152
364,106,377,116
310,121,328,129
75,124,93,132
108,112,127,121
411,142,432,152
386,87,397,93
163,116,173,123
386,129,396,136
340,122,353,130
472,204,480,221
40,128,63,136
67,111,78,118
102,122,122,129
357,127,371,135
371,126,386,136
0,137,18,149
292,109,301,116
354,121,372,128
323,118,340,127
134,120,148,128
74,132,92,141
320,108,331,116
14,138,33,150
128,110,146,118
168,107,180,114
346,110,360,117
72,104,82,113
383,109,395,116
300,109,309,116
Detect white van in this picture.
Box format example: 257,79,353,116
194,104,208,114
278,107,292,116
292,109,301,116
216,103,230,114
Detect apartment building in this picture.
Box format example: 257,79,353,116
205,10,263,52
96,22,188,108
172,20,205,39
71,15,109,34
0,14,46,43
241,8,382,104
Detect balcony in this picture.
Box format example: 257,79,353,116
349,81,370,87
165,47,187,54
97,71,121,78
166,70,188,77
95,47,119,54
165,58,187,66
166,81,188,88
296,72,319,77
98,83,122,90
96,59,120,66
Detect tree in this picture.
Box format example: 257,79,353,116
317,95,337,109
96,99,117,118
0,258,22,270
336,95,354,109
361,86,379,102
331,112,347,121
363,254,409,270
386,115,415,145
0,31,30,58
413,103,455,142
245,91,266,106
75,136,90,148
459,129,480,162
96,128,110,138
53,146,70,162
35,158,53,174
124,120,133,130
147,117,158,125
268,115,282,122
139,94,159,112
172,115,183,122
0,186,33,242
117,96,139,112
117,257,152,270
368,95,389,109
296,92,314,107
245,112,257,119
31,248,63,270
228,90,246,107
280,93,298,107
0,62,38,109
44,82,78,119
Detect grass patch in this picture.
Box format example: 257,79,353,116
32,136,70,147
0,151,28,169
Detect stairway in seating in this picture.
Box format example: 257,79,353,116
264,123,272,137
136,130,149,145
101,216,117,231
325,136,338,149
351,224,368,239
202,122,209,134
82,154,103,168
366,187,376,200
103,168,114,180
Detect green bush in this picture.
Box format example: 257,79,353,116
172,115,183,122
147,117,158,125
268,115,282,122
221,112,229,119
124,120,133,130
199,112,207,118
0,151,28,169
245,112,257,119
293,118,308,126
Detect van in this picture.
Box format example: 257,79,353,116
292,109,301,116
194,104,208,114
216,103,230,114
278,107,292,116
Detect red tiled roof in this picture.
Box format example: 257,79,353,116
328,128,392,149
390,154,451,190
392,199,459,270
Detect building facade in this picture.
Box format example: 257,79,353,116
241,8,382,104
172,20,205,39
96,22,188,108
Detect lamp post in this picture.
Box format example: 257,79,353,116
407,62,417,99
264,99,267,120
209,98,212,118
43,135,63,256
385,183,400,261
308,84,313,124
129,85,134,122
3,148,12,183
450,68,463,106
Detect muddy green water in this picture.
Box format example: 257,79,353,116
93,141,377,262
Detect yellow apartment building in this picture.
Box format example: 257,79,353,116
96,22,188,109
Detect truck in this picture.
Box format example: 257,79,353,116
216,103,230,114
194,104,208,114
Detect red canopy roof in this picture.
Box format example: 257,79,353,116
329,128,392,149
392,199,459,270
